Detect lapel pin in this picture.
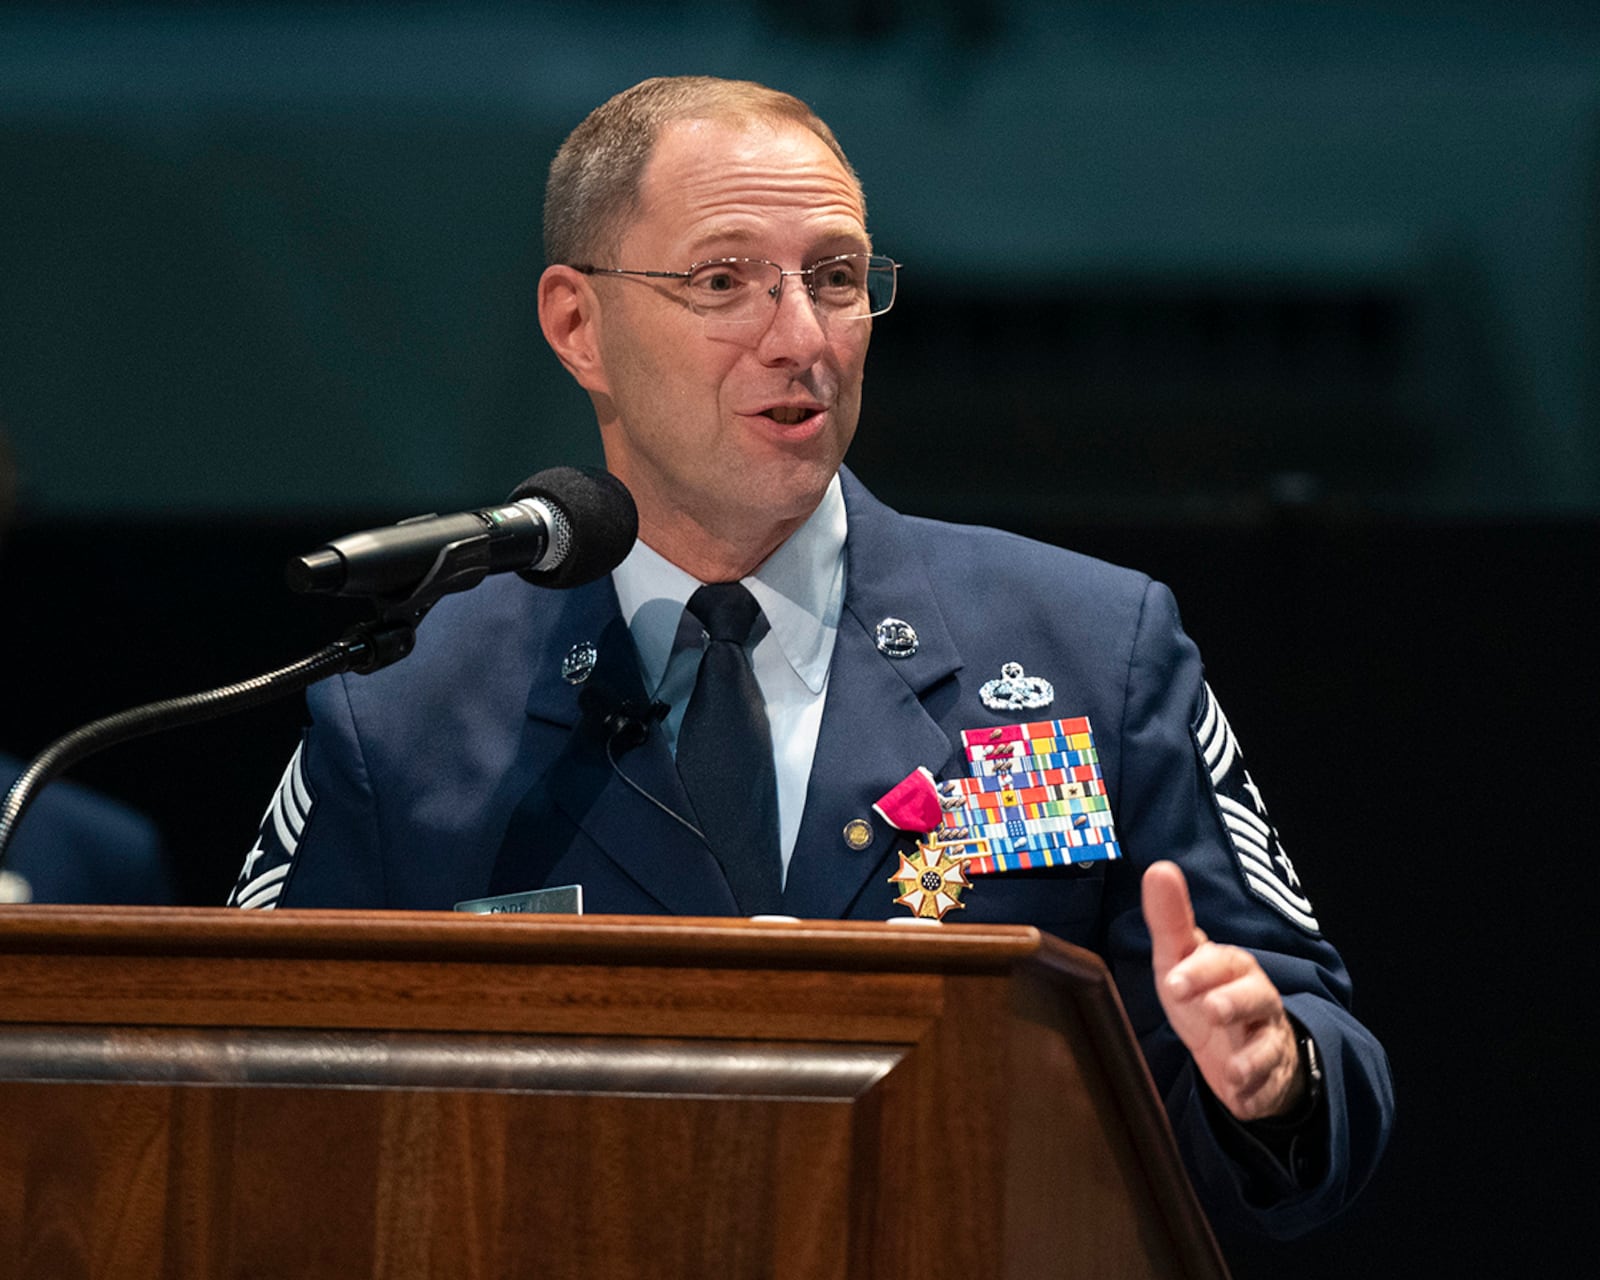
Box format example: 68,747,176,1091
561,641,598,685
874,617,918,659
842,818,874,851
979,662,1054,711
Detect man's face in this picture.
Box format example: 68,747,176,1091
584,117,872,560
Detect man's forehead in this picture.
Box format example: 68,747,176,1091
628,116,867,248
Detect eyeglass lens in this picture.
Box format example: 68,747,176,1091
686,256,896,335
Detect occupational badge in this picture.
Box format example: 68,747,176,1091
979,662,1054,711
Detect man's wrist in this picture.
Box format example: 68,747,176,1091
1195,1016,1330,1197
1251,1018,1324,1130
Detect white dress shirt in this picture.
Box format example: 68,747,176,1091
610,475,847,884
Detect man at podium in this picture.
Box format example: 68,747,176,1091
229,76,1392,1241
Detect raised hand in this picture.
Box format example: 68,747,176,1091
1141,860,1306,1122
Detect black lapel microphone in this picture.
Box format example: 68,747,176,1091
578,683,668,754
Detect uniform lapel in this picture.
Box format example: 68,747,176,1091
780,472,963,921
517,578,738,916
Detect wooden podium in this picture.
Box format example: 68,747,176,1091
0,908,1227,1279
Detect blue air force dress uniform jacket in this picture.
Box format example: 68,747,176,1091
230,468,1393,1240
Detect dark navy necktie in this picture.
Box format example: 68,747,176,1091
676,582,782,915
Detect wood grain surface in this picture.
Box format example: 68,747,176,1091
0,908,1227,1279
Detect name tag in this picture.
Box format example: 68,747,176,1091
454,884,584,915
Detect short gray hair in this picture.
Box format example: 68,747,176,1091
543,76,863,266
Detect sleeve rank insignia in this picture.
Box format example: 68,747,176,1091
1192,681,1320,935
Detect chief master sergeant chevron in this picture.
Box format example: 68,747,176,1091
228,75,1392,1239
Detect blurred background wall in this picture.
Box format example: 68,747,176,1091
2,2,1596,1275
4,0,1598,520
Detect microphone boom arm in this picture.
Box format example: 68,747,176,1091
0,465,638,873
0,529,488,869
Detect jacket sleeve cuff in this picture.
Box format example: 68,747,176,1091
1196,1018,1330,1200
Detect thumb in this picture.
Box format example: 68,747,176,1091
1142,860,1204,975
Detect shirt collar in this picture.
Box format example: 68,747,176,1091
611,473,847,696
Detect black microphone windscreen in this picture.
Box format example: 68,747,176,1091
510,466,637,589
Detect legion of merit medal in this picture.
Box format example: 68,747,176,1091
889,842,971,920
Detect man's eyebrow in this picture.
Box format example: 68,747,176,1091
684,226,872,261
683,227,759,257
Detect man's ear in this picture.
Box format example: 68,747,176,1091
538,265,610,396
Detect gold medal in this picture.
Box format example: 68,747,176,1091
889,841,971,920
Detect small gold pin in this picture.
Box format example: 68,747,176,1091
843,818,874,851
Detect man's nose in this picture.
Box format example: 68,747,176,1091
755,272,830,365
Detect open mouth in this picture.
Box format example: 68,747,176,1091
763,406,821,426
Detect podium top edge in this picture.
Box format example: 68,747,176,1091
0,906,1107,980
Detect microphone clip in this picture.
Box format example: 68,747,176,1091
579,685,668,753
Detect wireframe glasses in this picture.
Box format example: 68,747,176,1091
571,254,899,340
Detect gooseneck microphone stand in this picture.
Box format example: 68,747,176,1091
0,537,483,872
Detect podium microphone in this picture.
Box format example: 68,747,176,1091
0,467,638,868
287,465,637,598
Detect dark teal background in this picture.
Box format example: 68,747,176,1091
2,1,1597,518
2,4,1596,1277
